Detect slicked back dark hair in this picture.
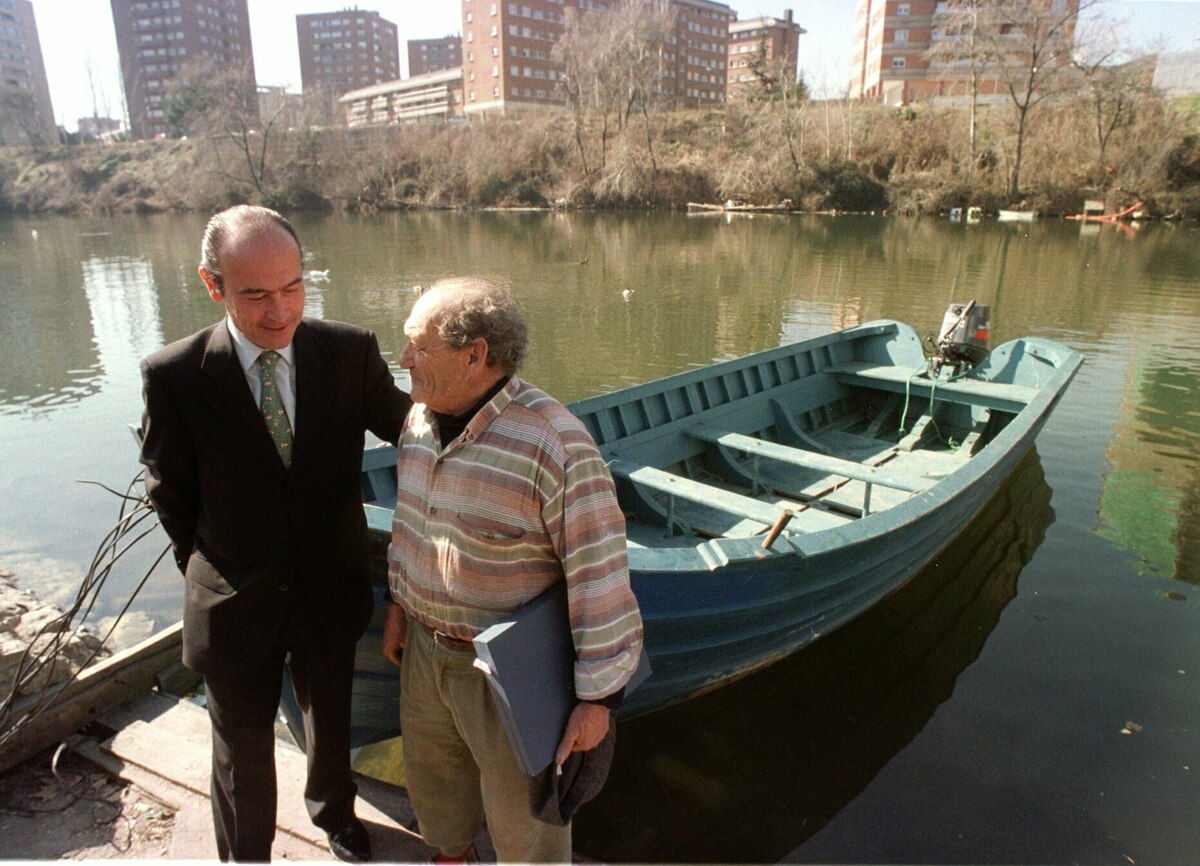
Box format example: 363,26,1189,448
199,205,302,294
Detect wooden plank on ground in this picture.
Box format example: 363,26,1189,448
86,691,471,863
0,622,198,775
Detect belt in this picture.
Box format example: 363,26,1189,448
417,620,475,653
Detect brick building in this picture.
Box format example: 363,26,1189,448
726,8,804,101
850,0,1079,105
408,35,462,76
110,0,255,140
459,0,734,116
0,0,57,145
296,10,400,99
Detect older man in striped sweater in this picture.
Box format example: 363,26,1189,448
381,277,643,864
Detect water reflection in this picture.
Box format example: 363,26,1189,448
0,229,100,413
1,211,1198,611
82,255,163,388
574,448,1055,864
1099,342,1200,583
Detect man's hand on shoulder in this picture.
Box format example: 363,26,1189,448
554,701,610,765
382,601,407,667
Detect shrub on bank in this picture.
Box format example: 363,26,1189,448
1,93,1196,217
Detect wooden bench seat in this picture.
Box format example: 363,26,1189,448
830,362,1034,414
608,457,788,532
685,424,926,493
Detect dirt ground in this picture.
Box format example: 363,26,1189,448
0,746,173,860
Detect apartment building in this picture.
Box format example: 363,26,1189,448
340,67,464,126
726,8,804,101
408,36,462,76
669,0,734,105
297,10,400,100
850,0,1079,105
110,0,255,139
459,0,733,116
0,0,57,145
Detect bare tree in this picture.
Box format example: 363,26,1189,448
166,59,283,196
612,1,676,174
556,7,615,175
979,0,1098,199
926,0,992,179
743,50,810,178
1070,16,1157,186
555,0,675,177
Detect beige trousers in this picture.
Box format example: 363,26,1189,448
400,616,572,864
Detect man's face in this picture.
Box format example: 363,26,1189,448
201,225,304,351
400,296,478,415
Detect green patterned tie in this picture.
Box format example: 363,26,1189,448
257,350,293,468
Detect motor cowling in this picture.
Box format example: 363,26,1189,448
932,301,990,375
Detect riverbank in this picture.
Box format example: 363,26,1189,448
1,570,108,704
0,571,175,858
0,571,433,861
3,98,1198,219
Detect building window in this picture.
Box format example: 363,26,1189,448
895,29,908,43
897,3,910,14
891,57,906,68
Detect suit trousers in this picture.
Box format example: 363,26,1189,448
203,612,358,862
400,616,572,864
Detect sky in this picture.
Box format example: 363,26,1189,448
27,0,1200,132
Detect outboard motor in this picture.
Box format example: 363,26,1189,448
930,301,990,376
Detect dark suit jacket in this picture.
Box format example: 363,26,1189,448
139,318,410,675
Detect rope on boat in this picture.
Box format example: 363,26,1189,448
898,360,973,449
0,474,168,750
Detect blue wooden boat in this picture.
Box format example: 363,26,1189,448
332,316,1081,745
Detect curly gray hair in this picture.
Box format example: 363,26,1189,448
426,277,529,373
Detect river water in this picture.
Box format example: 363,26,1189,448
1,211,1197,863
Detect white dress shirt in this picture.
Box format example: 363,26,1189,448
226,317,297,432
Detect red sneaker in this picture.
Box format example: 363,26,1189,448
431,844,477,864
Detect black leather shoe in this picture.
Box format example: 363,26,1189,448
328,817,372,863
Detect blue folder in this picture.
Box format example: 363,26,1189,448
472,582,650,775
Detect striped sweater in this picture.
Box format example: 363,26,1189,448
388,377,643,701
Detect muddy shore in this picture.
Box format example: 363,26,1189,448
0,570,178,858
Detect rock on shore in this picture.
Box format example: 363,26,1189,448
0,570,109,702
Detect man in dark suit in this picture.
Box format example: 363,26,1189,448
139,205,409,862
